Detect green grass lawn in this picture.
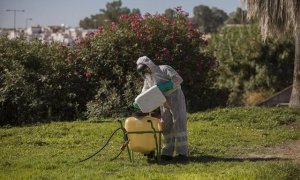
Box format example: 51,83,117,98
0,107,300,179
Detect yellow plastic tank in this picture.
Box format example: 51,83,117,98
125,115,162,153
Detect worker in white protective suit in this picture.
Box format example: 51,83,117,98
133,56,188,162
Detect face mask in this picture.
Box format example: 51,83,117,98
140,72,151,79
144,73,151,79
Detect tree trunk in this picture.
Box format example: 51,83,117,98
289,19,300,108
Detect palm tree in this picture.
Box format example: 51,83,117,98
243,0,300,107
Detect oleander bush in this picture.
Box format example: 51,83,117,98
0,8,217,125
79,8,217,117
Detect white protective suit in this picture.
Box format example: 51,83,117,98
136,56,188,156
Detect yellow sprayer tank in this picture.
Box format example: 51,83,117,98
125,115,162,153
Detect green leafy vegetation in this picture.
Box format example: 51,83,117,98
0,37,95,125
1,9,217,125
0,6,297,126
82,8,216,116
79,0,140,29
208,25,294,105
192,5,228,33
79,1,230,33
1,108,299,179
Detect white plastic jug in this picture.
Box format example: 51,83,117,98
135,85,166,113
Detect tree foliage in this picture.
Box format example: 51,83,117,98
226,8,251,24
243,0,300,107
209,25,294,105
192,5,228,33
79,0,140,29
243,0,300,40
163,8,177,20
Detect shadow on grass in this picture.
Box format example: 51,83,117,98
188,155,289,163
148,155,290,165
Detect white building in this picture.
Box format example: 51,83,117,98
1,25,96,45
7,31,19,40
25,26,43,35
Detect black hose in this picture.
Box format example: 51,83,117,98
79,127,122,163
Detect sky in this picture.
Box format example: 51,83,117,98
0,0,243,28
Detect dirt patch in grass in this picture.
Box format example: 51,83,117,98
246,140,300,163
244,122,300,164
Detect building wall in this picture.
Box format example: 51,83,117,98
257,86,292,106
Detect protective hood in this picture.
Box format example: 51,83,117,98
136,56,169,85
136,56,160,73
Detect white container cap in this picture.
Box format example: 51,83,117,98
135,85,166,113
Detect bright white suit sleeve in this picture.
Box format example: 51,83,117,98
142,79,150,92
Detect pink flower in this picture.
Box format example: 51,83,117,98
97,26,104,33
131,22,138,30
119,14,129,21
188,20,193,29
111,22,117,30
85,70,92,78
87,31,95,37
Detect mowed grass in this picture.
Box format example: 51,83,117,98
0,107,300,179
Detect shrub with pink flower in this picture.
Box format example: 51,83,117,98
70,7,216,117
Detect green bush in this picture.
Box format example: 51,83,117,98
209,25,294,105
0,9,218,124
72,10,217,117
0,37,93,125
